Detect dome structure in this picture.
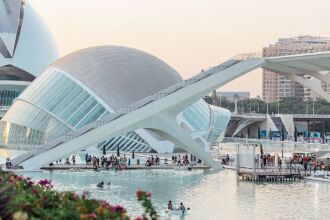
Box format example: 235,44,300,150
0,0,59,117
0,46,230,153
52,46,181,110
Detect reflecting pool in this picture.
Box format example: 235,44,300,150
15,169,330,220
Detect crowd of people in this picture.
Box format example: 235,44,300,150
221,154,231,165
86,153,128,170
48,153,203,170
289,154,329,174
257,153,281,168
145,155,160,166
145,154,200,167
254,152,330,174
171,154,193,166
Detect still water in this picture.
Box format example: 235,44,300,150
15,169,330,220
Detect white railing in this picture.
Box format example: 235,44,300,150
233,52,262,60
265,46,330,58
292,114,330,119
234,46,330,60
11,59,242,167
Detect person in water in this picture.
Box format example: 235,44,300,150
178,202,186,213
97,181,104,188
167,201,173,210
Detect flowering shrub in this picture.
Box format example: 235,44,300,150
0,169,158,220
136,190,158,220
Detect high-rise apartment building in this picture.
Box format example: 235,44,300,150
262,36,330,102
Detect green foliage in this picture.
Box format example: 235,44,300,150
0,169,158,220
136,191,157,220
211,97,330,114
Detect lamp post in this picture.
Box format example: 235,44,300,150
117,145,120,157
241,99,244,114
102,145,106,155
327,157,329,176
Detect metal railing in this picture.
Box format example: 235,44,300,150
10,59,242,167
234,46,330,60
233,52,262,60
292,114,330,119
264,46,330,58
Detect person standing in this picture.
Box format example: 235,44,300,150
168,201,173,210
178,202,186,213
72,155,76,165
85,153,88,164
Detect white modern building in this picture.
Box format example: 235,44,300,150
0,46,231,154
0,0,58,117
8,48,330,169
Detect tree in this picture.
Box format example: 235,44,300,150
207,95,330,115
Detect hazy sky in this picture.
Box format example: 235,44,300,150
30,0,330,97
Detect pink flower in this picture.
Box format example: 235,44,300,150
111,205,124,213
82,191,89,199
27,180,34,187
101,202,110,208
38,179,53,189
38,179,51,186
72,194,79,200
88,213,97,219
136,190,143,197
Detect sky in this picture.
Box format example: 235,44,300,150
29,0,330,97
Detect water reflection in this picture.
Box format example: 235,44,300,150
14,169,330,220
1,147,329,220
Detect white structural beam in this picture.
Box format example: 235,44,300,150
282,73,330,102
167,58,265,114
282,60,325,73
19,51,330,170
308,72,330,85
147,113,219,168
265,52,330,68
263,62,330,102
19,58,265,169
231,120,255,137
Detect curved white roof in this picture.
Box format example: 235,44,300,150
51,46,182,110
0,0,59,77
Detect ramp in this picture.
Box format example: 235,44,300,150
11,57,265,169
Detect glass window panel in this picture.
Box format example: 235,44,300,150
46,81,76,112
52,86,83,116
60,91,90,122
